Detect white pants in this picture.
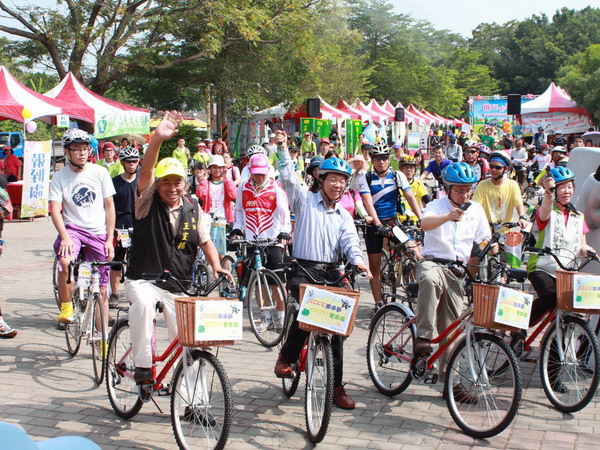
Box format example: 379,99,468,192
125,279,179,368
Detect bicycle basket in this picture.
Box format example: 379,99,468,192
175,297,238,347
472,284,521,332
556,270,600,314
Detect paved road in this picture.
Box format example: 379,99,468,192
0,218,598,449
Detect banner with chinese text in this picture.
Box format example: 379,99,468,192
345,119,363,156
21,140,51,218
300,118,332,139
572,275,600,309
493,286,534,329
194,300,243,341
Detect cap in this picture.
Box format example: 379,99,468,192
208,155,225,167
320,138,331,145
102,142,116,151
392,143,402,149
249,153,270,175
155,157,186,179
197,142,207,147
348,154,367,165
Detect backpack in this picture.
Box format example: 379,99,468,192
365,169,406,216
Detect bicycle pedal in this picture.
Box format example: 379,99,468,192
423,373,439,385
157,384,171,396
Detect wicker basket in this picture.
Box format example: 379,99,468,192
175,297,236,347
471,284,521,333
297,284,360,337
556,270,600,314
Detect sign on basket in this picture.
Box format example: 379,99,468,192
194,301,243,341
298,285,357,335
572,274,600,310
493,286,533,330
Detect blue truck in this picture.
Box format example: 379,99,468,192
0,131,25,157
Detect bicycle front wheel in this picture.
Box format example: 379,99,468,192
367,304,414,396
193,259,210,294
91,293,107,385
305,335,333,444
247,269,287,347
539,315,600,413
106,319,143,419
65,290,84,356
52,256,60,308
171,350,232,450
445,333,521,439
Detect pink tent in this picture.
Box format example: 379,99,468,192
367,99,395,121
0,66,80,122
381,100,421,124
351,99,381,123
521,82,587,114
45,72,149,136
336,100,367,121
407,104,432,125
319,97,350,120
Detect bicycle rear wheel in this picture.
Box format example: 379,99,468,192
380,251,396,294
539,315,600,413
247,269,287,347
171,350,232,450
106,319,143,419
91,293,107,385
367,304,414,396
305,334,333,444
193,259,210,294
445,333,521,439
65,290,84,357
52,256,60,309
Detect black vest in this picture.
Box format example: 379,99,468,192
126,193,200,293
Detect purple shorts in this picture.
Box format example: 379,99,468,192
54,223,109,286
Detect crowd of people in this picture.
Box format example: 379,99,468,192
0,111,597,443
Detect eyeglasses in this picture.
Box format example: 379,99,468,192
489,165,505,170
324,178,347,187
465,150,478,154
372,155,389,162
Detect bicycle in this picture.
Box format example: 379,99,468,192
229,237,287,347
507,247,600,413
280,261,364,443
106,272,233,450
65,259,120,385
367,257,522,438
379,220,421,297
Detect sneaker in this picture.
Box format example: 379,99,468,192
109,294,120,309
0,319,17,338
414,337,433,354
57,303,74,323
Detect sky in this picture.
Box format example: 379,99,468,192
392,0,596,37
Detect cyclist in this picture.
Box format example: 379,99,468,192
472,150,528,227
49,129,116,324
274,137,371,410
125,112,230,384
108,146,140,309
357,144,422,309
414,163,495,394
305,155,324,191
462,140,489,182
526,167,596,325
398,155,430,223
421,145,452,183
240,145,275,181
231,153,291,331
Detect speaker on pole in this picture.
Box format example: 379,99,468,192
307,98,320,118
507,94,522,115
394,107,405,122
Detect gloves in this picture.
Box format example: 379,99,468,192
277,232,291,242
376,224,389,237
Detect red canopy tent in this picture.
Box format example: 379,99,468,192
407,104,432,125
367,99,395,121
520,82,587,114
45,72,149,138
319,97,350,120
0,66,83,122
336,100,365,121
381,100,422,124
352,100,381,123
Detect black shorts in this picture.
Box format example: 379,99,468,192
110,244,128,271
365,218,395,255
245,245,285,284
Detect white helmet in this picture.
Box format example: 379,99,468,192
62,128,91,147
246,145,265,157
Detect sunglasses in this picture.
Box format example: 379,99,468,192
489,164,505,170
372,155,389,162
465,150,478,154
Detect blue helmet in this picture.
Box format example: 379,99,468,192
442,162,478,185
307,156,324,176
318,157,352,179
549,166,575,185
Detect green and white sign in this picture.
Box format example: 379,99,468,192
345,119,363,156
300,118,332,139
493,286,533,329
95,111,150,139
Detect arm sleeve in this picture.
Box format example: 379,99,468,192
49,175,63,202
233,183,244,232
473,206,492,244
278,149,307,215
356,173,370,195
398,171,412,190
275,186,292,234
339,214,365,266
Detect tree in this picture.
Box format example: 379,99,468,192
559,44,600,124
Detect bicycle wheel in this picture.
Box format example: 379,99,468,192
106,320,143,419
305,335,333,444
399,257,417,291
445,333,521,439
367,304,414,396
171,350,232,450
90,293,107,386
52,256,60,308
247,269,287,347
65,290,84,357
281,304,301,397
193,259,210,294
380,251,396,294
539,315,600,413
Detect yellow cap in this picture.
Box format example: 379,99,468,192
155,157,186,178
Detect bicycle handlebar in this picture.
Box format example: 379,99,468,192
287,261,367,287
229,237,280,247
66,260,123,285
144,271,230,297
523,246,599,272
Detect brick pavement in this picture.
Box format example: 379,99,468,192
0,218,598,449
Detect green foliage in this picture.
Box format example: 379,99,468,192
0,119,62,141
157,124,204,161
559,44,600,124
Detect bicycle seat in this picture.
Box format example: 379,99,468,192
407,282,419,298
507,268,528,282
156,301,164,313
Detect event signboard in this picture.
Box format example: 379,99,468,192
95,110,150,139
345,119,363,155
194,300,243,341
300,118,332,140
520,112,594,136
21,140,51,218
471,97,533,135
